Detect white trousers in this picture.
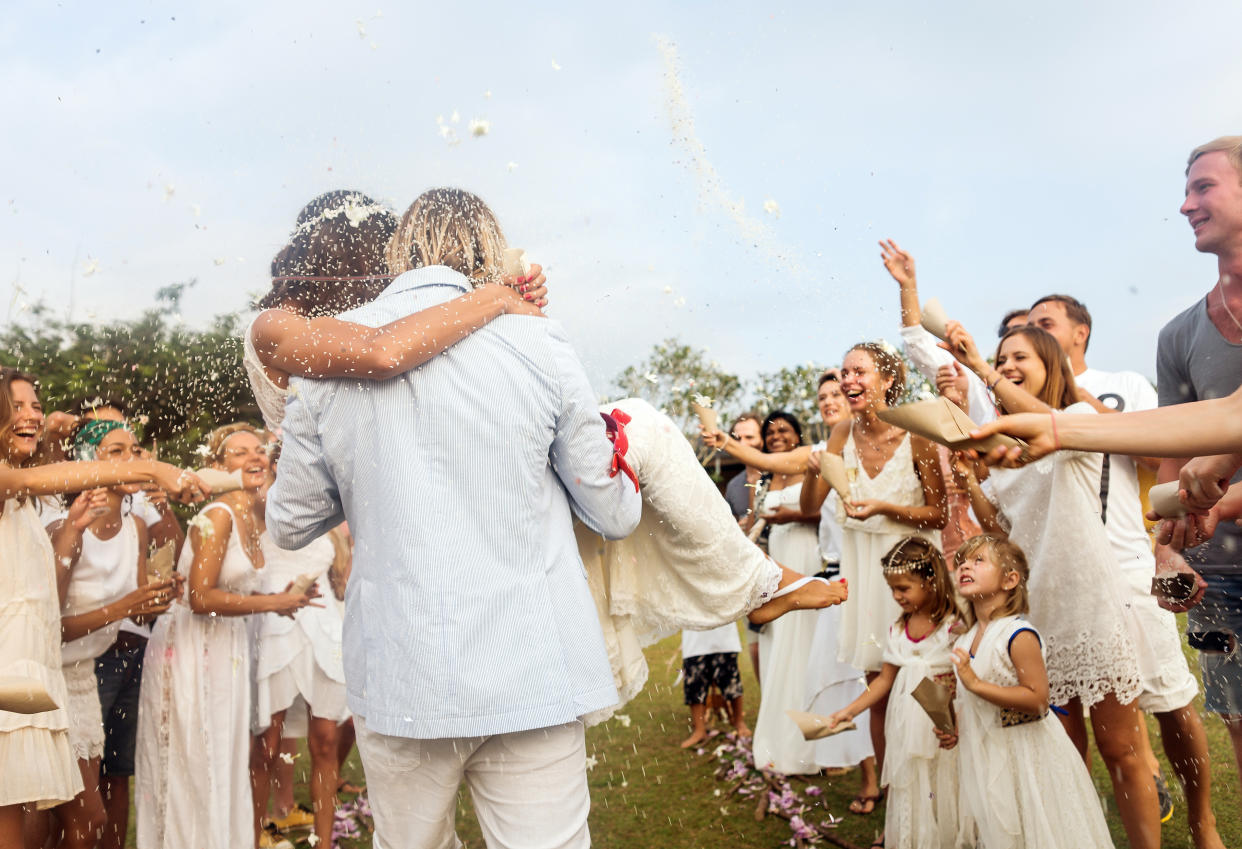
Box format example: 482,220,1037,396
355,717,591,849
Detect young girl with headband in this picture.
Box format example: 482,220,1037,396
944,535,1113,848
826,536,963,849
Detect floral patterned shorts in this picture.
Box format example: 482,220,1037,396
682,652,742,706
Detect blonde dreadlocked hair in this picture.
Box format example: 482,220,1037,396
386,188,508,285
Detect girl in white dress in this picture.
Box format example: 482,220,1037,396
827,537,965,849
134,424,314,849
0,368,205,848
944,323,1156,849
45,422,179,849
944,535,1113,849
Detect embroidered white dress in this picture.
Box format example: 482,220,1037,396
243,315,290,433
954,617,1114,849
134,503,262,849
880,617,965,849
836,430,938,672
574,399,784,721
986,404,1142,708
0,499,83,808
253,533,349,734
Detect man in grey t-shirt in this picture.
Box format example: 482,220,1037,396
1156,135,1242,809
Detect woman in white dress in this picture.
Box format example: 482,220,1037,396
251,481,351,848
0,368,205,849
134,424,314,849
746,411,838,775
705,372,877,778
816,343,947,812
946,323,1157,849
44,422,179,849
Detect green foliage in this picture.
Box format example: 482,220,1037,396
0,282,259,466
612,338,745,433
751,362,827,443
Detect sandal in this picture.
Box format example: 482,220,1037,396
849,790,884,816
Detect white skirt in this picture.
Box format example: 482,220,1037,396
63,660,105,762
0,725,83,808
254,642,350,735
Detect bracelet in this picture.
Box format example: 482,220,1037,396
986,371,1004,391
1049,412,1060,450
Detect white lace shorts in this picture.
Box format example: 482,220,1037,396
63,661,105,762
1122,569,1200,714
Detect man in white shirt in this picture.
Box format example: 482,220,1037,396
1028,293,1218,840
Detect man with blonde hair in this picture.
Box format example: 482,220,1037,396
1153,135,1242,844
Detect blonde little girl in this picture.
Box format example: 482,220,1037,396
943,535,1113,848
827,536,965,849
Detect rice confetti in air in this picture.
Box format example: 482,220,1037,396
469,118,490,137
763,198,781,217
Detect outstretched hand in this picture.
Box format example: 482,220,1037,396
699,425,728,450
970,414,1058,465
879,239,916,289
937,320,987,375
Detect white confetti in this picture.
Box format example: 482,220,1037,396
763,198,780,217
614,713,631,727
450,110,460,123
355,19,367,38
81,258,100,276
585,755,598,770
469,118,490,137
506,161,519,172
191,203,201,217
163,184,175,201
551,58,562,71
213,258,226,266
279,752,295,765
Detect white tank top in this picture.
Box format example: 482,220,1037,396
61,514,140,664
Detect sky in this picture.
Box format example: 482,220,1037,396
4,1,1242,395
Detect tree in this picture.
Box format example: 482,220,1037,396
612,338,744,460
0,281,258,466
750,362,827,443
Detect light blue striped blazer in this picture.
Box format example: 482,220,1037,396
266,266,641,739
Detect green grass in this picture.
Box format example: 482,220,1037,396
125,626,1242,847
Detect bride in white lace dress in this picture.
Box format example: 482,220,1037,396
946,322,1157,849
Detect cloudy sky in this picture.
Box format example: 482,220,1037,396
5,1,1241,394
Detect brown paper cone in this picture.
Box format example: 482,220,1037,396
1147,481,1187,519
0,677,59,714
785,709,856,740
691,402,719,433
147,541,176,582
921,297,950,342
878,397,1029,461
502,248,531,278
819,452,851,499
194,468,244,495
911,676,956,734
746,518,767,543
289,573,318,595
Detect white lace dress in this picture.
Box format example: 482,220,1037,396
880,617,964,849
0,498,83,808
753,483,869,774
986,404,1142,708
242,314,290,433
954,617,1114,848
253,533,349,734
836,430,938,672
574,398,783,722
134,503,262,849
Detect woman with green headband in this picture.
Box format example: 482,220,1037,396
43,421,182,849
0,367,206,849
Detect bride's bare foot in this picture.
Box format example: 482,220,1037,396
748,571,847,625
732,721,753,738
680,728,709,749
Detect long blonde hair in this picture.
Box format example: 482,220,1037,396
954,534,1031,625
386,188,507,283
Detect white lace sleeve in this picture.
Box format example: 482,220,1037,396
241,314,291,432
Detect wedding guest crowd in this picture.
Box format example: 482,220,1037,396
1,135,1240,849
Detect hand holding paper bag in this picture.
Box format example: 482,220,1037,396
1147,481,1188,519
878,397,1030,462
818,452,851,500
785,709,857,740
911,677,956,734
691,402,719,434
193,468,244,495
921,297,951,342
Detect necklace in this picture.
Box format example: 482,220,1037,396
1217,285,1242,337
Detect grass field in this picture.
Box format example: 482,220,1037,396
322,628,1239,848
128,627,1240,847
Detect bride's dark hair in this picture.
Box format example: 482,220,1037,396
257,190,398,317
